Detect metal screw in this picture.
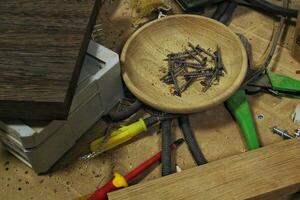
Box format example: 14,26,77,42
257,114,264,120
195,45,215,58
175,61,206,68
272,127,295,139
188,42,206,60
215,46,227,74
166,50,198,60
184,71,214,78
294,129,300,137
161,42,227,95
202,67,219,92
186,49,206,66
179,78,195,93
161,66,184,82
170,70,181,96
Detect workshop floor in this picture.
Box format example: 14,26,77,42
1,1,300,199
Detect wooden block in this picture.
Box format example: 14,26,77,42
292,11,300,63
108,138,300,200
0,0,100,120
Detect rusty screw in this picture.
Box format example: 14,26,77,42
161,42,227,95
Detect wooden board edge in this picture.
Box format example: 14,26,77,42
108,138,300,200
63,0,102,117
292,10,300,63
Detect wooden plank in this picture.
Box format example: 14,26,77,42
0,0,100,120
292,10,300,63
108,138,300,200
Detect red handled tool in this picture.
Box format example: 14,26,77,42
88,138,184,200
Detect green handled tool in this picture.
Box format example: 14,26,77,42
247,69,300,98
225,34,261,151
226,68,300,151
226,90,260,150
225,28,300,151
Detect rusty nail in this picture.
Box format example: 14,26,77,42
195,45,215,58
170,70,181,96
186,50,205,66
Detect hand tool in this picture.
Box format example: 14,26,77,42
226,90,260,150
216,0,298,150
86,114,179,158
224,33,261,150
245,69,300,98
87,138,184,200
221,0,292,150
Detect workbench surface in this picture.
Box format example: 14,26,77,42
1,1,300,199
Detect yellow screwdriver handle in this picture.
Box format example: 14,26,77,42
90,119,147,153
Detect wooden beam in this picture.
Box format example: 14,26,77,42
292,11,300,63
108,138,300,200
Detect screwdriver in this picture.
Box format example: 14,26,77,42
85,114,179,159
88,138,184,200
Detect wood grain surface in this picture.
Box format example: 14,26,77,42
292,10,300,63
109,138,300,200
0,0,100,120
121,15,247,114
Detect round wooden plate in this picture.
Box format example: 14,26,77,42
121,15,247,113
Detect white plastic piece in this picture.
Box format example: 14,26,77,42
292,105,300,123
176,165,182,173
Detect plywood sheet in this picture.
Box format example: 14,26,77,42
0,0,100,120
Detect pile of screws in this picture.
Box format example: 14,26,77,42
160,42,227,96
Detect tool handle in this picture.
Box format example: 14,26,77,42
88,180,116,200
90,119,147,153
125,148,162,181
267,69,300,93
226,90,260,150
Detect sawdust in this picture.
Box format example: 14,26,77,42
130,0,169,26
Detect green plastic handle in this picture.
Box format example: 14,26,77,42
267,69,300,92
226,90,260,150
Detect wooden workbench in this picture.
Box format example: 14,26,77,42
1,1,300,199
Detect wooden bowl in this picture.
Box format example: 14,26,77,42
121,15,247,113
